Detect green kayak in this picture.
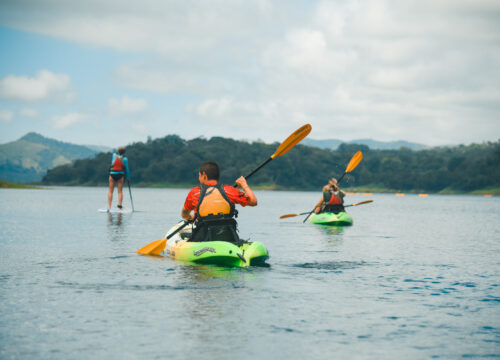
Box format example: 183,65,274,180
308,211,353,226
165,222,269,267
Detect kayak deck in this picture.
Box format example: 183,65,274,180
165,222,269,267
308,211,353,226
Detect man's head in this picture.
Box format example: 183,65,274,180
199,161,219,184
118,146,126,155
329,177,338,190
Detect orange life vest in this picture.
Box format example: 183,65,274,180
111,155,125,172
191,183,239,243
197,183,235,218
324,190,343,205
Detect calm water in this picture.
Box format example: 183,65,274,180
0,187,499,359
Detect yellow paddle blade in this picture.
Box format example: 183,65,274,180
279,213,301,219
136,238,167,256
271,124,312,159
345,151,363,173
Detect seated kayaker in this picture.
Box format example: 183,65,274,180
181,161,258,242
314,177,346,214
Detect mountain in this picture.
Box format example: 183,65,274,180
0,132,110,183
302,138,428,151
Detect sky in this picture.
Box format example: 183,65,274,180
0,0,499,148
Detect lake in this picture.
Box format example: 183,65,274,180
0,187,499,359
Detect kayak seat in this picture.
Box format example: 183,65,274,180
189,218,240,243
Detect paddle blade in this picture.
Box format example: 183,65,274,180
352,200,373,206
280,213,301,219
345,151,363,173
345,200,374,208
271,124,311,159
136,238,166,256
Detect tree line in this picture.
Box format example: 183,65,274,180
41,135,500,193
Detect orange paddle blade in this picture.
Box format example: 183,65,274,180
345,151,363,173
351,200,373,206
136,238,167,256
271,124,312,159
279,213,301,219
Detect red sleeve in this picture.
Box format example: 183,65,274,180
223,185,250,207
183,186,201,211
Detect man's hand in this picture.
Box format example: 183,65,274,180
235,176,249,189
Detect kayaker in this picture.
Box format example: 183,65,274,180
181,161,257,242
107,146,130,210
313,177,346,214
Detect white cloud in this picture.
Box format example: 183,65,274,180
108,96,148,114
115,64,208,94
0,110,14,122
1,0,499,145
132,123,148,135
20,108,39,118
196,97,233,118
52,112,86,129
0,1,275,56
0,70,73,102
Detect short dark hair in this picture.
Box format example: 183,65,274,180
118,146,126,155
199,161,219,180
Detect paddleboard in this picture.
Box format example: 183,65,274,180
98,208,132,213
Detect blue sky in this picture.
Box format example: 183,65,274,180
1,0,499,148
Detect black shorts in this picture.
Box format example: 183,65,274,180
110,173,124,181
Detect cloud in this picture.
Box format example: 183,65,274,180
108,96,148,114
52,112,86,129
1,0,499,145
0,0,275,56
20,108,39,118
114,64,203,94
0,70,73,102
0,110,14,122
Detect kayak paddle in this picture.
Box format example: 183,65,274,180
280,200,373,219
137,221,191,256
127,179,135,212
303,151,363,223
280,212,311,219
234,124,312,186
138,124,312,256
345,199,373,207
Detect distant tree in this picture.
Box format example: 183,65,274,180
41,136,500,193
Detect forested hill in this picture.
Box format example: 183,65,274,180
41,135,500,193
0,132,108,183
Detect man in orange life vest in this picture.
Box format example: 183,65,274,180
181,161,257,242
108,146,130,210
313,177,346,214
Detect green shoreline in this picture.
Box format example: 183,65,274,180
0,180,42,189
17,180,498,195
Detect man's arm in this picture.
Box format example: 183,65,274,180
181,207,193,221
314,198,324,213
235,176,257,206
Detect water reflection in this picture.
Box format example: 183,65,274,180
173,265,262,356
106,213,128,243
315,224,345,235
107,212,123,226
178,264,253,282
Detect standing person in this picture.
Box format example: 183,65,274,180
313,177,346,214
181,161,257,242
108,146,130,210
